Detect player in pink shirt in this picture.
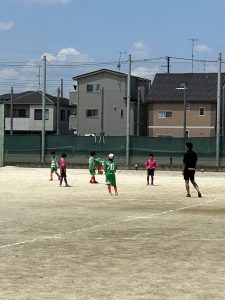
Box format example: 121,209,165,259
59,153,70,187
145,153,158,185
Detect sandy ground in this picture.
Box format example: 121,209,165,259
0,167,225,300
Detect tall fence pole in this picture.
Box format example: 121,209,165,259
216,52,222,167
126,54,131,166
41,55,47,163
10,87,13,136
57,87,60,136
137,87,141,136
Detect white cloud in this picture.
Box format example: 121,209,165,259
23,0,72,5
42,47,90,62
132,66,159,78
133,41,145,51
195,44,213,53
0,68,18,79
0,21,14,32
131,41,152,58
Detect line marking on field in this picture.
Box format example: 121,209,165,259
0,197,221,251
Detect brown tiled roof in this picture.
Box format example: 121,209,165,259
147,73,225,103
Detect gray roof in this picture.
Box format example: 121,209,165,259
147,73,225,103
73,68,150,82
0,91,71,106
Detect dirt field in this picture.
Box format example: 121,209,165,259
0,167,225,300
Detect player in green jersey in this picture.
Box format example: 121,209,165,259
89,151,98,183
104,153,118,195
49,151,60,181
95,157,105,174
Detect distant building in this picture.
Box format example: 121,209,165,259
0,91,76,134
69,69,151,136
146,73,225,138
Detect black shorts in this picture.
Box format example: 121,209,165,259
60,169,66,178
147,169,155,176
183,170,195,181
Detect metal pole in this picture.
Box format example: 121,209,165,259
222,85,225,137
216,52,222,167
41,55,46,163
137,86,141,136
126,54,131,166
167,56,170,74
101,87,104,135
183,86,187,138
10,87,13,136
57,87,60,136
61,79,63,99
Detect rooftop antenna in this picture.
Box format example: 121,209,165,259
188,38,199,73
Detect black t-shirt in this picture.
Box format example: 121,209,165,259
183,150,198,170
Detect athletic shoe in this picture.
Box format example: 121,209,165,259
115,192,118,196
65,184,71,187
93,181,99,184
198,192,202,198
186,193,191,197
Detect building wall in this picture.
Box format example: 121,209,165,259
147,102,216,137
71,73,128,136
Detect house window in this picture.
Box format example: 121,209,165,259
199,107,205,116
158,111,173,118
86,109,98,117
121,109,124,118
87,84,100,92
34,109,49,120
61,110,65,121
13,109,27,118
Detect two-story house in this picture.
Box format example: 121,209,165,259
147,73,225,138
0,91,76,135
69,69,151,136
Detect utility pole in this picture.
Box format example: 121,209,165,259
57,87,60,136
216,52,222,167
100,87,104,135
61,79,63,99
222,85,225,137
166,56,170,73
189,38,198,73
10,87,13,135
126,54,131,166
41,55,47,164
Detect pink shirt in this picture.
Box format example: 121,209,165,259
145,159,158,170
60,157,66,172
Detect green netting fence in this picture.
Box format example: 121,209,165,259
4,134,225,167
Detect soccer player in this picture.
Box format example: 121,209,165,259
95,157,105,174
145,153,158,185
59,153,70,187
89,151,98,183
104,153,118,195
183,142,202,197
49,151,60,181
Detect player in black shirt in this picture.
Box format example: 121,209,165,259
183,142,202,198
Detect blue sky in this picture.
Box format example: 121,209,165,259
0,0,225,96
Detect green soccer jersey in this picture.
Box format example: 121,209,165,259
89,156,95,168
104,160,117,175
95,158,104,167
